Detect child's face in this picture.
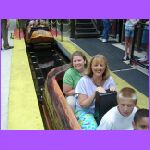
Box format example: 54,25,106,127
133,117,149,130
118,98,136,117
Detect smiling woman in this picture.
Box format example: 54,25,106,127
63,51,88,112
75,54,116,130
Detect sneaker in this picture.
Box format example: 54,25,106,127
10,36,14,39
122,55,129,61
4,46,14,50
128,55,131,60
10,33,14,39
102,39,107,43
138,56,147,62
98,37,103,41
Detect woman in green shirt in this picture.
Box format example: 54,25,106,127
63,51,88,112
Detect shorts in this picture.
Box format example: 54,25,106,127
75,110,98,130
125,29,134,38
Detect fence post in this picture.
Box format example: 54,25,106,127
60,19,63,42
70,20,75,38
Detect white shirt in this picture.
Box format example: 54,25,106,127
75,76,116,114
97,106,137,130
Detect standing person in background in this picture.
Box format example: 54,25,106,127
139,20,149,63
123,19,139,61
9,19,17,39
63,51,88,112
1,19,14,50
101,19,111,43
17,19,28,36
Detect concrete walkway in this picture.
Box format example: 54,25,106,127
1,19,16,129
1,19,44,130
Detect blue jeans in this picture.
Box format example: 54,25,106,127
102,20,111,40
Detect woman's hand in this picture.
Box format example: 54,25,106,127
110,86,116,92
96,87,106,93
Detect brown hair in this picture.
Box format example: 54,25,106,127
134,109,149,123
87,54,110,80
70,51,88,68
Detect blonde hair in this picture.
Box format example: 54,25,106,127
87,54,110,80
117,87,137,103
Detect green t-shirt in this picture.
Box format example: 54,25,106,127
63,68,83,89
